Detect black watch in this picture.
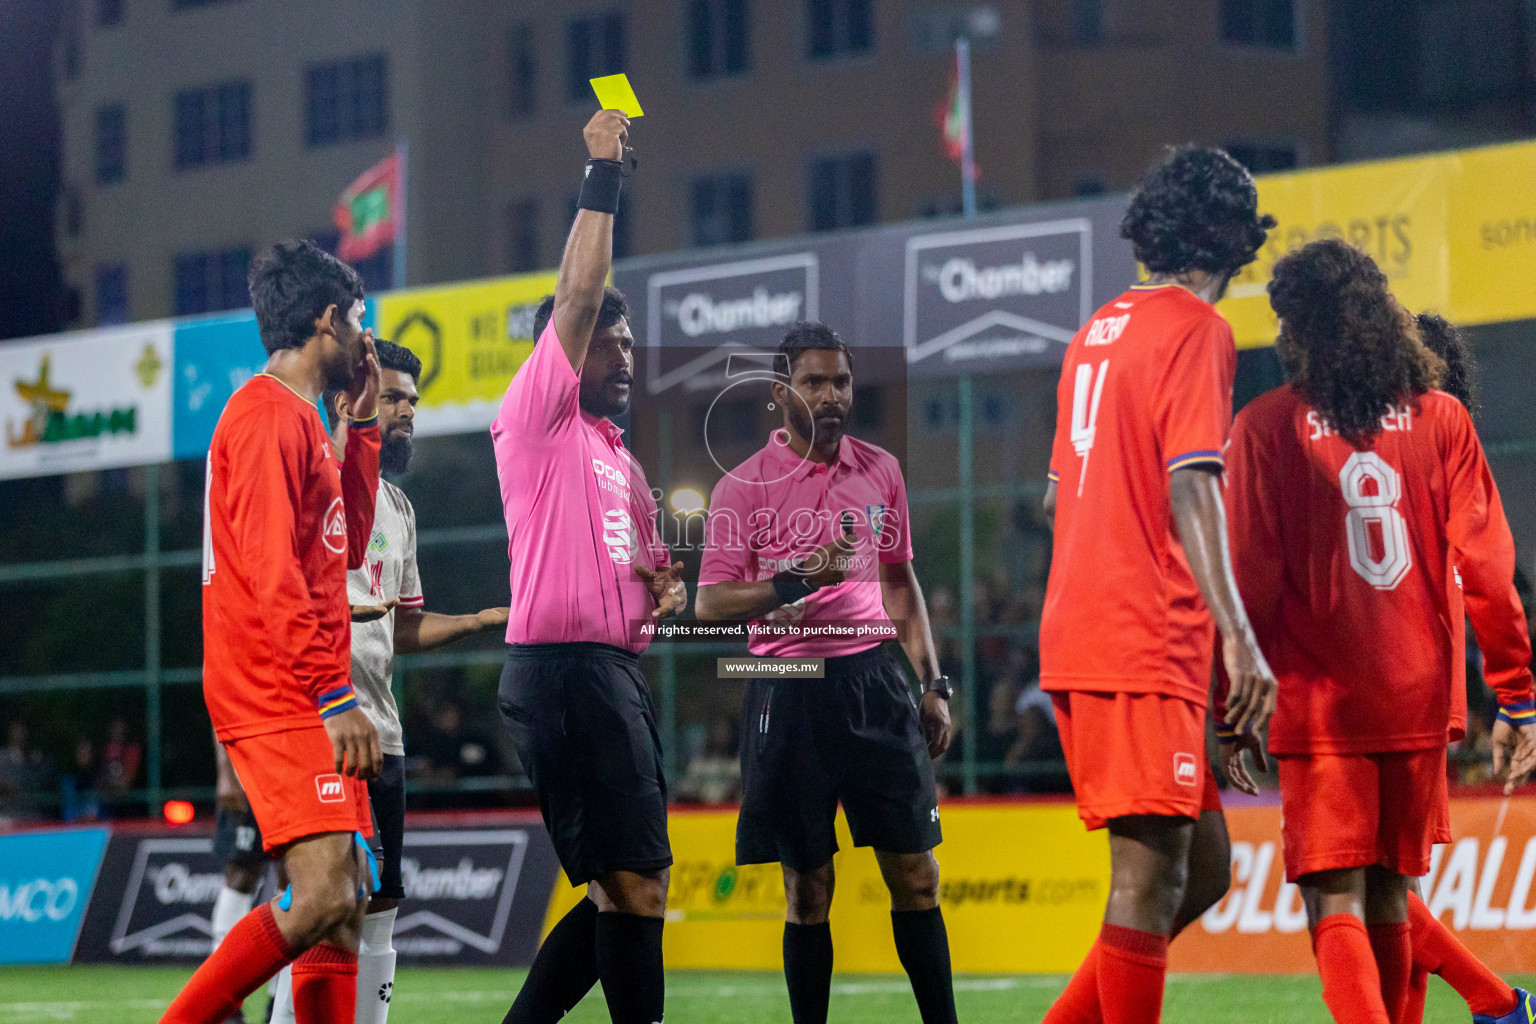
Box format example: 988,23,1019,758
923,676,953,700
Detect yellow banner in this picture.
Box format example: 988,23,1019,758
375,270,557,436
1217,139,1536,348
542,802,1109,973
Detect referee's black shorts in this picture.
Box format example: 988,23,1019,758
497,641,672,886
736,643,943,872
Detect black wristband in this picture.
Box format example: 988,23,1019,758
772,570,816,606
579,158,624,214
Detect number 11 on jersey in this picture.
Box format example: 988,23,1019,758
1070,360,1109,496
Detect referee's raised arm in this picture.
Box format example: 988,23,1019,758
552,109,630,372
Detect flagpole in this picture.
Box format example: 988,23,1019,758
393,139,409,289
956,36,976,219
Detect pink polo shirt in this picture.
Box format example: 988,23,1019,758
700,432,913,658
491,322,669,653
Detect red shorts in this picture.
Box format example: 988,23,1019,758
225,726,372,852
1276,748,1450,882
1052,691,1216,830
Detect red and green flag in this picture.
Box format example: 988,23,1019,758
334,154,400,262
937,59,966,164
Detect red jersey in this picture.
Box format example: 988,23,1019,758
202,374,380,741
1041,284,1236,705
1225,386,1533,755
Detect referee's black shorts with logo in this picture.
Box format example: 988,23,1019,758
497,641,672,886
736,643,943,872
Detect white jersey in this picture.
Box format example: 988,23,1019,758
347,479,422,756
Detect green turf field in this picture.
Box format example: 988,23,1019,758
0,967,1528,1023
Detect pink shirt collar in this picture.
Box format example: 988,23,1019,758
760,430,866,482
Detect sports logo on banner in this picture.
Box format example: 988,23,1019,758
0,323,173,480
0,828,109,964
903,219,1093,374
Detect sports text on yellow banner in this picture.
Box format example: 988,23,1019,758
590,74,644,117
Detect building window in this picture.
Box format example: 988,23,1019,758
95,104,126,184
566,12,627,102
1224,143,1299,173
808,0,872,59
174,82,251,169
96,265,128,325
688,0,750,79
1219,0,1297,49
306,54,388,147
690,172,753,247
807,152,876,231
507,23,537,118
1071,0,1104,43
565,191,632,259
97,0,123,26
506,198,540,272
174,248,251,316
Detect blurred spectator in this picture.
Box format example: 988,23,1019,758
59,737,101,822
411,701,504,786
675,718,740,805
0,722,55,823
96,716,142,810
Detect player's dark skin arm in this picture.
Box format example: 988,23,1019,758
551,109,629,372
393,606,509,653
879,559,952,757
695,528,857,621
1169,467,1277,735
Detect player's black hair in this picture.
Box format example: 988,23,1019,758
531,286,630,343
777,321,853,376
322,338,419,430
1415,312,1478,416
1120,146,1277,275
1270,239,1444,446
247,239,365,354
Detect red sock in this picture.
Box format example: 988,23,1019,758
1044,940,1101,1024
1096,924,1167,1024
160,903,295,1024
291,942,359,1024
1368,922,1412,1024
1409,890,1516,1017
1313,914,1390,1024
1402,965,1428,1024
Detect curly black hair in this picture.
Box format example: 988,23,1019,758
1415,312,1478,416
1270,239,1444,446
778,321,853,375
1121,146,1277,275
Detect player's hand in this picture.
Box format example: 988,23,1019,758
477,607,510,630
350,598,398,622
1221,732,1269,797
799,519,859,589
1221,630,1277,736
345,331,382,421
584,109,629,162
635,561,688,619
1495,720,1536,794
920,689,953,759
324,707,381,780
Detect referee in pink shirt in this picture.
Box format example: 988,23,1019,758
696,323,958,1024
492,111,685,1024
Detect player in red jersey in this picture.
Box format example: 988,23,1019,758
163,240,384,1024
1039,147,1279,1024
1221,240,1536,1024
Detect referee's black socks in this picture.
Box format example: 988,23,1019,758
595,911,665,1024
502,897,598,1024
783,920,834,1024
892,906,959,1024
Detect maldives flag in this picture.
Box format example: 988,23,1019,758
333,154,400,262
936,59,965,163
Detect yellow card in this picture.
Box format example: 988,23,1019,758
590,74,644,117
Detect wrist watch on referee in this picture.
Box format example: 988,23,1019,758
923,675,953,701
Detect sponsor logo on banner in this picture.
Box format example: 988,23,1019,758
904,220,1092,369
0,324,173,480
645,254,818,393
0,828,108,965
391,830,529,957
171,312,267,460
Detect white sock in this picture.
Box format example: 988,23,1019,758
356,908,398,1024
210,885,254,951
269,963,296,1024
